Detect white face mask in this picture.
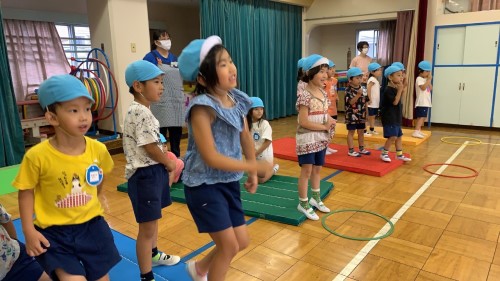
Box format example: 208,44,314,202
158,39,171,51
361,48,369,55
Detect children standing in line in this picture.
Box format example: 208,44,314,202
123,60,180,281
413,60,433,139
325,59,339,155
178,35,266,281
366,62,383,135
380,65,412,162
345,67,371,157
13,74,121,280
0,203,51,281
247,97,280,183
296,54,335,221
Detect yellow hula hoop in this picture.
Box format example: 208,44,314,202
440,136,483,145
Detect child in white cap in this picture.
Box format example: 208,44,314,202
178,35,268,281
122,60,180,281
413,60,433,138
13,74,121,280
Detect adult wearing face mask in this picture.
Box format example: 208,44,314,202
143,30,178,66
349,41,372,84
143,30,184,158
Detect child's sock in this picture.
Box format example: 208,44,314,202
311,189,321,202
370,127,374,132
140,271,155,281
396,150,403,157
349,148,355,153
299,197,310,209
359,146,365,151
152,247,158,258
382,149,389,155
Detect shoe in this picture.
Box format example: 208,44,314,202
419,131,427,137
152,252,180,267
397,155,412,162
370,130,379,135
359,149,371,155
348,151,361,157
309,197,330,213
326,147,337,155
364,132,372,136
186,261,207,281
380,154,391,162
297,204,319,220
412,131,424,139
272,164,280,174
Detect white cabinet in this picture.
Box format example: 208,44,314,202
431,67,496,127
434,27,465,65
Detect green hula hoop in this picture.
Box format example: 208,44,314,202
321,209,395,241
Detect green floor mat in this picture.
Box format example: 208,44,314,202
0,165,19,196
117,175,334,226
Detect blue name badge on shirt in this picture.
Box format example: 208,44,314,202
86,164,103,186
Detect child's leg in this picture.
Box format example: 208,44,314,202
298,164,312,200
347,129,355,149
54,269,87,280
357,128,365,147
205,228,242,280
137,220,157,273
309,166,330,212
257,160,277,183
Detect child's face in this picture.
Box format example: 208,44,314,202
421,70,430,78
390,71,403,84
310,66,328,88
328,67,336,78
52,97,93,136
215,49,237,91
252,107,264,121
142,76,164,103
373,68,382,77
349,75,362,87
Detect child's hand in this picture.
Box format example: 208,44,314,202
356,88,363,96
396,82,404,91
24,229,50,256
428,73,432,80
164,158,176,172
244,173,258,194
325,116,336,130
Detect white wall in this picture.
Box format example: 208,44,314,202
309,22,381,70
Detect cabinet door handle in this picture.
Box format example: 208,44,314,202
463,83,465,90
437,43,440,50
496,41,498,47
459,83,462,90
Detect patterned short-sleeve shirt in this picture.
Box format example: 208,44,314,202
0,204,20,280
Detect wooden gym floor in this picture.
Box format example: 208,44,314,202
2,115,500,281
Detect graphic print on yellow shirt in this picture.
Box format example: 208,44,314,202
12,137,114,229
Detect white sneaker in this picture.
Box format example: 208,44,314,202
380,154,391,162
412,131,424,139
326,147,337,155
186,261,207,281
152,252,180,267
309,197,330,213
348,151,361,157
419,131,427,137
370,130,379,135
358,149,371,155
364,132,372,136
297,204,319,220
272,164,280,174
397,155,412,162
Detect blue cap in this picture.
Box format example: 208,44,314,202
384,65,401,78
125,60,164,87
418,60,432,71
368,62,382,72
159,133,167,143
178,35,223,81
297,58,305,69
391,62,405,71
250,97,264,108
303,54,329,71
328,60,335,68
347,67,363,79
38,74,94,109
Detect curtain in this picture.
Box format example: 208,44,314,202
3,19,69,101
471,0,500,11
377,21,396,67
200,0,302,120
0,10,25,166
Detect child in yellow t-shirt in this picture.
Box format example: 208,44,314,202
13,74,120,280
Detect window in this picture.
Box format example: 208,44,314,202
55,24,92,66
356,29,379,59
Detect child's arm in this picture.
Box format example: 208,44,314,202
348,88,363,105
255,139,272,157
18,189,50,256
191,105,257,172
1,220,17,240
240,118,258,194
393,83,404,105
298,105,334,131
367,81,374,105
143,143,176,172
419,73,433,90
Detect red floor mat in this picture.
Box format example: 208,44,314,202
273,137,406,177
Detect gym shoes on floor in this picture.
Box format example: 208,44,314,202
152,252,180,267
397,155,412,162
272,164,280,174
186,261,207,281
412,131,424,139
309,197,330,213
380,154,391,162
364,132,372,136
326,147,338,155
370,130,379,135
348,151,361,157
297,204,319,220
359,149,371,155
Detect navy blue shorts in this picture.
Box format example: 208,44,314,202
383,124,403,138
368,108,379,116
3,241,45,281
346,123,366,131
298,148,327,166
34,216,121,280
184,181,245,233
415,107,429,118
128,164,172,223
